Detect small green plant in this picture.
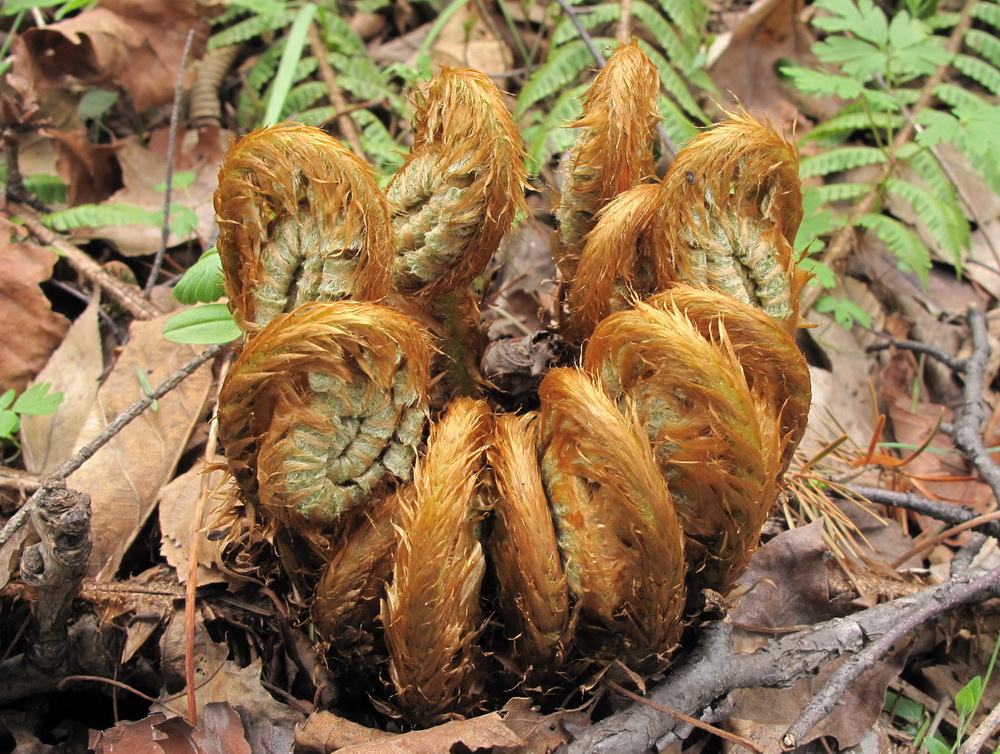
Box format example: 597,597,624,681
781,0,1000,290
211,0,412,174
0,383,63,458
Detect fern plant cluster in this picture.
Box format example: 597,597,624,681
782,0,1000,320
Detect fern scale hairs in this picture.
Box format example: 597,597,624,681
658,113,806,331
553,41,660,284
215,123,394,335
217,300,433,535
387,68,528,297
488,412,572,672
584,299,784,596
538,368,686,670
382,397,492,725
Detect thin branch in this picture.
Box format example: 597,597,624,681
951,309,1000,499
836,484,1000,538
781,564,1000,748
562,567,1000,753
145,29,196,298
307,22,366,160
8,201,161,320
866,338,966,373
959,697,1000,754
0,344,223,551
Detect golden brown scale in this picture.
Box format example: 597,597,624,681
387,68,528,297
215,123,393,335
489,413,572,672
538,368,685,670
382,397,492,725
658,113,807,331
554,41,660,284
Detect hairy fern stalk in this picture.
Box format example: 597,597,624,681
212,44,812,726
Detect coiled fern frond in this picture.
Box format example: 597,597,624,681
538,368,685,670
218,301,432,532
387,69,528,296
554,41,660,283
659,114,806,331
584,297,784,595
563,182,671,343
489,413,572,672
215,123,394,335
382,397,492,725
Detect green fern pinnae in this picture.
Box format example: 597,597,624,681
928,11,962,30
657,0,705,35
972,0,1000,32
524,84,587,171
799,146,888,179
935,81,989,111
953,54,1000,95
806,110,906,141
318,10,365,54
551,4,619,46
812,181,871,204
351,110,406,177
208,9,297,51
631,2,696,70
907,148,961,202
636,40,708,121
329,53,410,116
856,213,932,285
283,80,328,117
516,40,606,116
885,178,970,265
657,94,698,147
966,29,1000,68
44,202,159,232
247,43,283,98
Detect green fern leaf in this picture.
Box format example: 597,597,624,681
906,147,960,202
551,4,619,46
953,53,1000,95
812,182,870,203
246,43,283,95
350,109,405,177
806,109,905,140
636,40,707,121
330,52,409,116
799,146,888,178
208,9,296,50
935,81,988,111
965,29,1000,68
658,0,705,34
856,213,931,285
657,94,698,148
318,9,365,54
516,39,603,116
631,1,696,70
44,203,159,232
927,11,961,30
524,83,587,172
972,0,1000,32
283,80,327,117
780,64,864,98
885,177,969,266
174,248,224,305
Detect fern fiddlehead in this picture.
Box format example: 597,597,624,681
387,68,527,296
218,300,432,531
382,397,492,725
538,368,686,669
554,41,660,284
215,123,394,335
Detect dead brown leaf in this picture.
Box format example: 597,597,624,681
297,697,574,754
51,130,123,207
65,314,213,580
17,1,212,114
158,461,228,586
0,216,70,394
706,0,814,126
21,294,103,476
725,648,906,752
92,128,229,256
